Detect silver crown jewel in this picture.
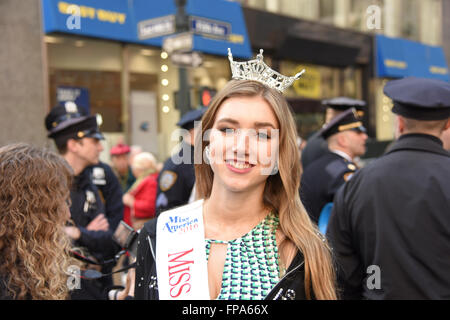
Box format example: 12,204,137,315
228,48,305,93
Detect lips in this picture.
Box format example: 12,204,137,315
225,159,255,173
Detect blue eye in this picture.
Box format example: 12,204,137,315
219,128,235,134
257,131,270,140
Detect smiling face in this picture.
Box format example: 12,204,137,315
207,95,280,193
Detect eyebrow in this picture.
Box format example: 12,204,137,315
216,118,277,129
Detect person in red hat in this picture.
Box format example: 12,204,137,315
110,143,136,195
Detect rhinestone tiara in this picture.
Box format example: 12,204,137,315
228,48,305,93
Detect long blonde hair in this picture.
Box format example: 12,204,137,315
195,80,337,300
0,143,76,299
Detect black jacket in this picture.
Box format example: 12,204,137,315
134,217,311,300
300,151,357,223
70,169,118,261
301,131,329,170
327,134,450,300
155,143,196,216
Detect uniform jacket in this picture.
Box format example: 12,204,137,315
88,162,124,235
70,168,119,262
300,151,357,223
301,131,329,170
155,143,195,216
327,134,450,300
134,215,313,300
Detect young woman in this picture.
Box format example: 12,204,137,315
134,54,336,300
0,143,76,299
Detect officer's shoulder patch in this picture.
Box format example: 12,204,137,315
160,170,177,192
92,167,106,185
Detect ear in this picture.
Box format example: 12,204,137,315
444,119,450,130
397,116,405,135
336,132,348,148
66,138,80,153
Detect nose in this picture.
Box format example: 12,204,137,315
233,129,250,155
362,133,369,141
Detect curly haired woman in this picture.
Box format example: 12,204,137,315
0,143,77,300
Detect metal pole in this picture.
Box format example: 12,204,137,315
174,0,191,116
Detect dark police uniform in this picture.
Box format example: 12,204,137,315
300,108,365,223
326,77,450,299
301,97,365,170
45,103,119,299
87,161,124,239
155,107,206,216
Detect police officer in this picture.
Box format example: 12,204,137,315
301,97,366,170
86,161,124,239
300,108,368,224
45,102,120,299
327,77,450,299
155,107,207,216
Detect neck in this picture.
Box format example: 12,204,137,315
329,146,353,161
63,153,87,176
203,182,269,239
402,130,442,139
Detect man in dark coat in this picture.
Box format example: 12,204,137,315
155,107,207,216
327,77,450,300
300,108,368,224
45,102,120,299
301,97,366,170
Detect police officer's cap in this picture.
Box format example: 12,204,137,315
320,107,367,139
384,77,450,121
322,97,366,116
45,102,104,143
177,107,207,130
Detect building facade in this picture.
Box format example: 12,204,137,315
1,0,448,160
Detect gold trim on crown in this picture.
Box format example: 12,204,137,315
228,48,305,93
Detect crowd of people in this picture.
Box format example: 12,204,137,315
1,48,449,300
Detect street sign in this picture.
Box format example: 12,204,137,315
189,16,231,40
138,15,175,40
171,51,203,68
163,32,194,54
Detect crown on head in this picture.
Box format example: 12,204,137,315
228,48,305,93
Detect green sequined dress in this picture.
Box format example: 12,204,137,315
205,213,280,300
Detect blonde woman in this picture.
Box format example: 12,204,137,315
0,144,76,300
134,51,337,300
122,152,159,231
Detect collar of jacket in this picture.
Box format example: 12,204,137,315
387,133,449,158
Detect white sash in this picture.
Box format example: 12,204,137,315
156,199,210,300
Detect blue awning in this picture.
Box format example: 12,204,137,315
41,0,252,59
376,35,449,81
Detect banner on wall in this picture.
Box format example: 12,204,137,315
376,34,449,81
292,65,322,99
56,86,90,115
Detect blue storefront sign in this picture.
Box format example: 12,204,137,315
376,35,449,82
41,0,252,58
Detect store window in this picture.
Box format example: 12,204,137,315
280,60,362,139
47,35,123,133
